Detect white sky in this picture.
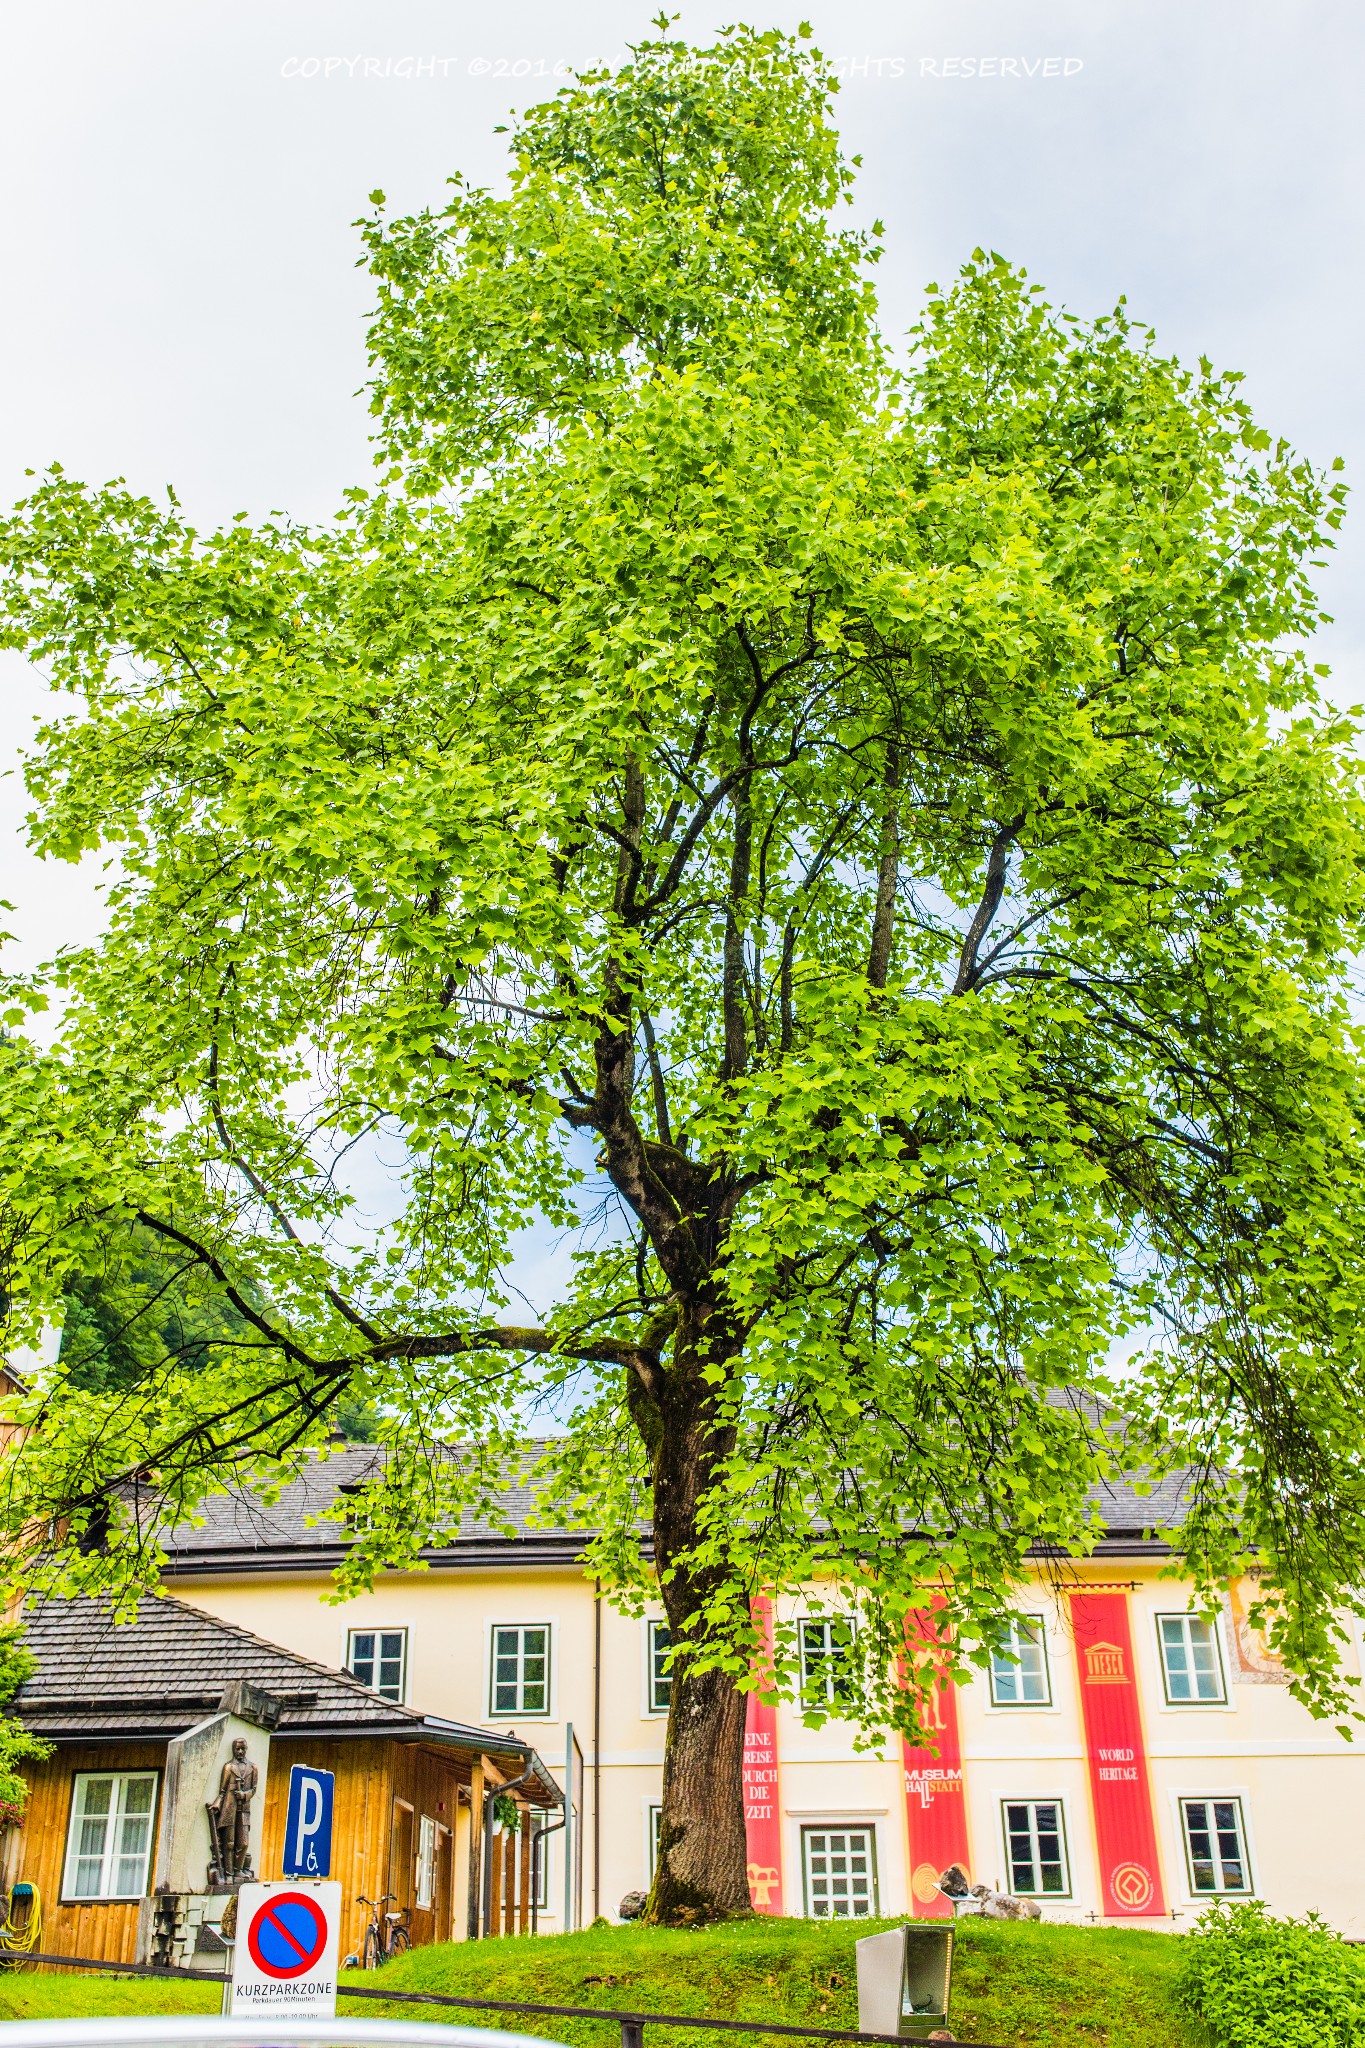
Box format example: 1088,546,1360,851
1,1,1362,1333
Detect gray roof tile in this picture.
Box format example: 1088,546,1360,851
158,1441,1196,1579
163,1443,577,1575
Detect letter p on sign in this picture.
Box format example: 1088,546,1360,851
284,1764,335,1878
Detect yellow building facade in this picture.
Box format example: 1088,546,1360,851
160,1449,1365,1935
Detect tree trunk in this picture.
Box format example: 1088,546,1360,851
637,1303,752,1924
650,1647,750,1923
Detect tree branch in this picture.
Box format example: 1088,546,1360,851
951,815,1026,997
207,1035,383,1345
639,1009,674,1147
721,782,753,1081
136,1210,333,1373
867,743,902,990
139,1210,665,1381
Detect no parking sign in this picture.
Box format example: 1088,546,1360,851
231,1880,342,2019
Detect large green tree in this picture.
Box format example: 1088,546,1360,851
3,25,1365,1922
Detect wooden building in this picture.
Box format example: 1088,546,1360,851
3,1591,560,1967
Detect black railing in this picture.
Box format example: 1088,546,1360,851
14,1949,995,2048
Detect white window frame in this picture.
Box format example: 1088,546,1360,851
487,1620,554,1719
62,1771,160,1901
646,1799,663,1882
987,1614,1052,1707
1000,1797,1072,1898
345,1625,409,1703
415,1814,437,1910
1178,1795,1254,1896
800,1823,879,1919
798,1616,857,1714
1156,1611,1228,1705
643,1617,672,1717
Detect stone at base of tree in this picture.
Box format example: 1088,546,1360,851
619,1891,648,1921
968,1884,1042,1921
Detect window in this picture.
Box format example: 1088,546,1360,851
491,1624,551,1716
416,1814,437,1911
799,1619,856,1711
647,1620,672,1715
1181,1798,1251,1894
1002,1801,1070,1896
802,1826,878,1918
528,1808,555,1908
1158,1614,1227,1704
63,1772,158,1900
647,1802,663,1882
347,1628,408,1703
989,1616,1051,1706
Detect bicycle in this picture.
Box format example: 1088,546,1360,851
356,1890,411,1969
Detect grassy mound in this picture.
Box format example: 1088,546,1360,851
353,1915,1199,2048
0,1916,1199,2046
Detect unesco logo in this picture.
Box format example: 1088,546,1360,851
1110,1861,1154,1911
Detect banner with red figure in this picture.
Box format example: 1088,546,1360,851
743,1595,784,1913
1068,1590,1167,1917
900,1602,971,1916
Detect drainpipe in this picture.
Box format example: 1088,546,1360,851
530,1813,566,1936
480,1748,538,1940
593,1580,602,1922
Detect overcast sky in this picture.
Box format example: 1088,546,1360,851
3,0,1362,965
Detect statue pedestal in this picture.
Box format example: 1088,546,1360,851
141,1690,276,1964
139,1890,233,1974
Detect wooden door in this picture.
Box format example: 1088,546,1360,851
434,1823,453,1942
389,1798,415,1912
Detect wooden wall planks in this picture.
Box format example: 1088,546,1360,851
13,1742,164,1965
11,1731,533,1967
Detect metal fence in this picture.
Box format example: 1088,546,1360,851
12,1949,1010,2048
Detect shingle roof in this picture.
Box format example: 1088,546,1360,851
158,1442,1196,1580
162,1443,582,1578
1089,1469,1198,1543
11,1591,561,1802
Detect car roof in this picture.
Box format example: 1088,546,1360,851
0,2016,569,2046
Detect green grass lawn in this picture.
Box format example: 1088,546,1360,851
0,1917,1202,2045
0,1967,221,2022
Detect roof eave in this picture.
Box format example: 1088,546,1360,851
162,1537,596,1577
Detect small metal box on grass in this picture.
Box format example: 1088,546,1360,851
856,1924,954,2039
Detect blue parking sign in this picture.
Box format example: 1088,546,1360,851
283,1764,335,1878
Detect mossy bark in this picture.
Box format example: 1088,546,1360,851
636,1305,752,1925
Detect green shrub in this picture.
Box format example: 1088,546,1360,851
1179,1899,1365,2048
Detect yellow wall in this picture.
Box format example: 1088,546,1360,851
169,1562,1365,1935
950,1575,1365,1931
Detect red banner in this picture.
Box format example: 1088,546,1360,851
900,1603,971,1917
743,1595,784,1913
1068,1590,1167,1917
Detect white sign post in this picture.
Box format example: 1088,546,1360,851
230,1880,342,2021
